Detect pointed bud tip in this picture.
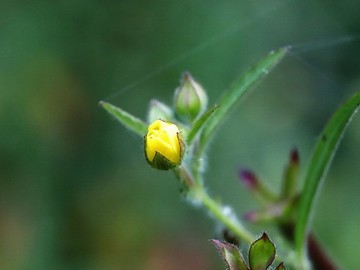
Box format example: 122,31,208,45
147,99,173,123
290,148,299,165
182,71,191,80
238,169,258,188
260,232,270,240
99,100,106,107
149,99,158,105
275,262,286,270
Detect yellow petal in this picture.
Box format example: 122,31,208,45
145,120,182,168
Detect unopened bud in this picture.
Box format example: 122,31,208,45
147,99,173,123
281,148,300,199
174,72,208,122
238,168,277,204
238,169,258,189
144,119,184,170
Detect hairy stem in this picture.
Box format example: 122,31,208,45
195,186,254,244
174,167,254,244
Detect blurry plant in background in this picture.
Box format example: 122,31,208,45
101,46,360,269
1,1,360,269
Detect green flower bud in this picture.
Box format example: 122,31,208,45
174,72,208,122
144,119,184,170
147,99,173,123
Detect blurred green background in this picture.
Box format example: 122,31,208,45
1,0,359,269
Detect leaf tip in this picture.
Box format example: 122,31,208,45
259,232,270,241
275,262,287,270
99,100,109,109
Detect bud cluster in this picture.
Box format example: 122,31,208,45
144,72,208,170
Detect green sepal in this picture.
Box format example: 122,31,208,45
174,72,208,122
100,101,147,136
248,232,276,270
212,239,249,270
151,152,177,170
147,99,174,123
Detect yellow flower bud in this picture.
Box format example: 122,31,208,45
144,120,184,170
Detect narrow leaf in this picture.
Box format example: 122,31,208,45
249,232,276,270
212,239,249,270
199,47,288,153
295,92,360,257
100,101,147,136
187,104,219,144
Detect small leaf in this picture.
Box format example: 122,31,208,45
198,47,288,153
186,104,219,144
249,232,276,270
275,262,286,270
295,92,360,257
100,101,147,136
212,239,249,270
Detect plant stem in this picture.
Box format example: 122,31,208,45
195,186,254,244
280,222,339,270
174,167,254,244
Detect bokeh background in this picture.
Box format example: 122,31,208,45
1,0,359,269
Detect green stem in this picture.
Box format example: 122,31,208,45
195,186,254,244
174,167,254,244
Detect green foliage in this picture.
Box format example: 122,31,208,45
100,101,147,136
212,233,286,270
198,47,289,153
249,233,276,270
101,47,359,270
3,1,360,269
212,240,249,270
295,92,360,259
